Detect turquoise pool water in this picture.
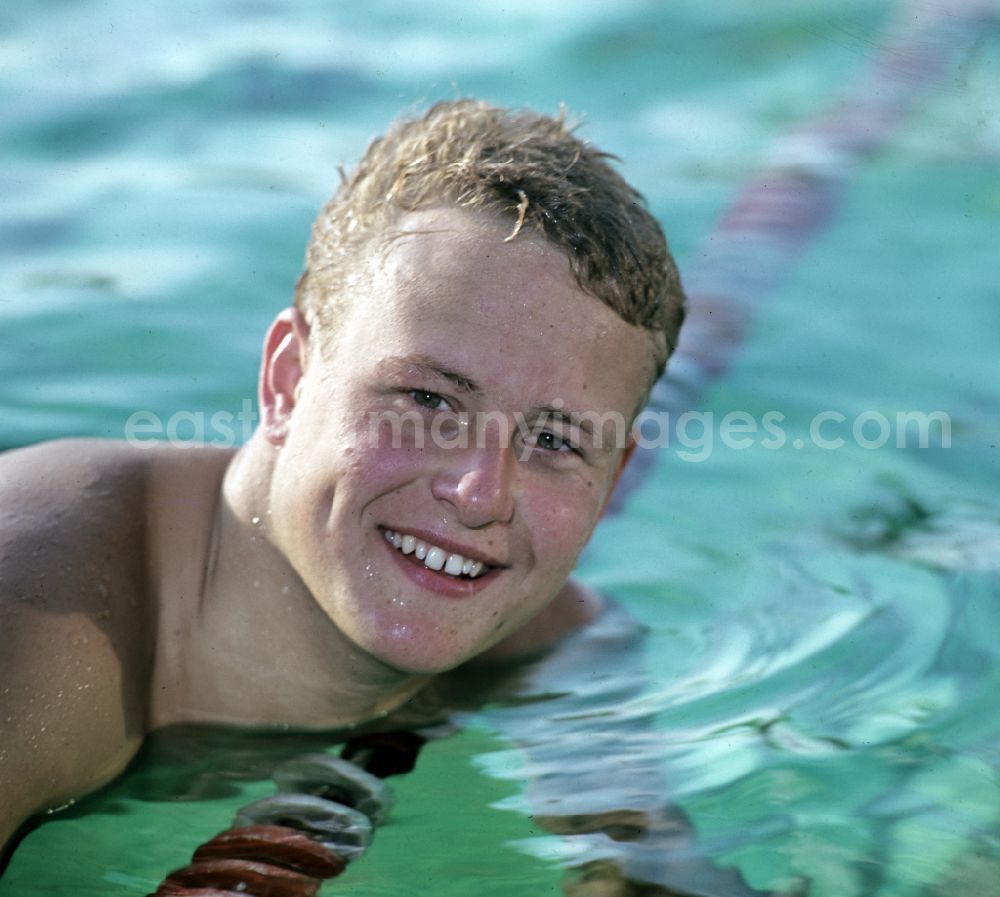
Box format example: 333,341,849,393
2,1,999,894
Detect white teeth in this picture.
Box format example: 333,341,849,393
424,547,446,571
382,529,489,579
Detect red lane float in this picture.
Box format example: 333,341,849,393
192,826,347,879
159,858,321,897
152,888,251,897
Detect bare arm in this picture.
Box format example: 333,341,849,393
0,440,153,861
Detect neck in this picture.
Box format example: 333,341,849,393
155,435,429,730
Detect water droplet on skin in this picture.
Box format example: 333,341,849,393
364,562,376,579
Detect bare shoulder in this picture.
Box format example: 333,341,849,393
473,578,605,664
0,438,155,591
0,439,161,850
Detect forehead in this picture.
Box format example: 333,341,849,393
336,207,654,413
377,208,567,299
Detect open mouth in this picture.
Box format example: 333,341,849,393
381,528,489,580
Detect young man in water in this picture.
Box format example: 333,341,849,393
0,100,685,867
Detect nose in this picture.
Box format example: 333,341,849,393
430,443,516,528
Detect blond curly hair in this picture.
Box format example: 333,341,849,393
295,99,685,378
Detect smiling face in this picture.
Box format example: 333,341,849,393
262,207,654,674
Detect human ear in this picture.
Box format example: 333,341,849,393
259,307,311,445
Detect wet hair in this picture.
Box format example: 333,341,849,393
295,99,686,379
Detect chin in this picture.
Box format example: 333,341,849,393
358,622,492,676
372,640,480,676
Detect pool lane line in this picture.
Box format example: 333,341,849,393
608,0,998,514
143,751,394,896
142,735,425,896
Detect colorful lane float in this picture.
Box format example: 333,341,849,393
146,750,396,897
609,0,997,514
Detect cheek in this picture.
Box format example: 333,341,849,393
290,405,419,496
524,480,603,563
351,423,430,493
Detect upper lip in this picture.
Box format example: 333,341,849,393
380,525,509,569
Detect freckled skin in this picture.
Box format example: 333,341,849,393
0,207,654,851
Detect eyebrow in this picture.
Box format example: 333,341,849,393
381,354,483,395
528,405,596,437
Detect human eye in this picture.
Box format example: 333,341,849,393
409,389,448,411
532,429,571,452
522,422,583,459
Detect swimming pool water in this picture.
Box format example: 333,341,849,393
1,1,998,894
